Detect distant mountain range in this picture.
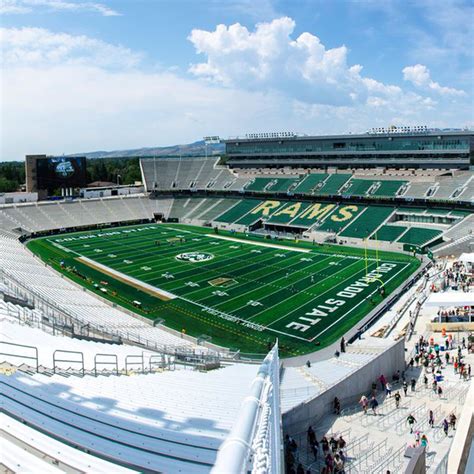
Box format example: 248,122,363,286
69,140,224,159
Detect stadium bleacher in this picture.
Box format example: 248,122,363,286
317,204,366,233
245,177,275,192
0,235,199,352
1,362,260,472
370,224,407,242
316,174,351,195
292,173,328,194
266,177,299,192
371,180,407,197
196,198,240,222
340,206,394,239
341,178,377,197
214,199,261,224
397,227,443,246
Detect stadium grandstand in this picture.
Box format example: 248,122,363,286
1,127,473,473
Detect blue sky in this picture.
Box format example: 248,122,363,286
1,0,473,160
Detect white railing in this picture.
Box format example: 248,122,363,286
212,343,281,474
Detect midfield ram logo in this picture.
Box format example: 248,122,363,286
175,252,214,263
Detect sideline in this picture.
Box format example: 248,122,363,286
205,234,311,253
78,256,177,301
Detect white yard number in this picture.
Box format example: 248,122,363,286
212,290,228,297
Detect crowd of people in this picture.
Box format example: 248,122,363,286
285,429,348,474
442,261,472,292
284,332,471,473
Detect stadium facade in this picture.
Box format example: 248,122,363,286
224,129,474,170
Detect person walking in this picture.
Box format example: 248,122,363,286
407,414,417,433
403,380,408,396
394,391,401,408
442,418,449,436
307,425,316,446
449,413,457,431
340,337,346,353
310,438,319,461
385,382,392,397
370,396,379,415
359,395,369,414
333,454,344,474
429,409,435,428
421,434,428,449
410,377,416,392
334,397,341,415
437,385,443,398
379,374,387,391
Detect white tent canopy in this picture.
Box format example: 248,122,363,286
458,253,474,265
425,291,474,308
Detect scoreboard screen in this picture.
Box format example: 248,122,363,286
36,156,87,191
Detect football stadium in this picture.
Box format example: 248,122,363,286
1,125,473,473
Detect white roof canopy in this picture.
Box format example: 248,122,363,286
425,291,474,308
458,253,474,264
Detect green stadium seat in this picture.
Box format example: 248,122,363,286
316,174,351,195
397,227,443,246
292,174,328,194
370,224,407,242
340,207,395,239
371,180,407,197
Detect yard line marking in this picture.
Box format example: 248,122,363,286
205,234,311,252
211,254,336,312
248,258,366,324
309,262,410,341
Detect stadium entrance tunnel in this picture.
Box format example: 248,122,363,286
264,223,306,236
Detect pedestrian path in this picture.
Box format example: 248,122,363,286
286,334,473,473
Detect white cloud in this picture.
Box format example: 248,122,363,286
402,64,465,96
1,24,472,161
0,0,120,16
187,17,436,108
0,27,141,68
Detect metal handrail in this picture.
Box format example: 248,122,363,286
94,353,118,376
125,354,144,373
53,349,84,376
0,340,39,372
349,438,388,473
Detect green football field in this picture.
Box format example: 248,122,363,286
27,223,420,357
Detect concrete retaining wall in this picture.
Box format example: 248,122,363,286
283,338,406,434
447,377,474,474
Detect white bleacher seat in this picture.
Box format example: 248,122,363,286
1,361,260,473
1,413,134,473
0,236,199,352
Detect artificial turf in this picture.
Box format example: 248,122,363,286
27,223,420,357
